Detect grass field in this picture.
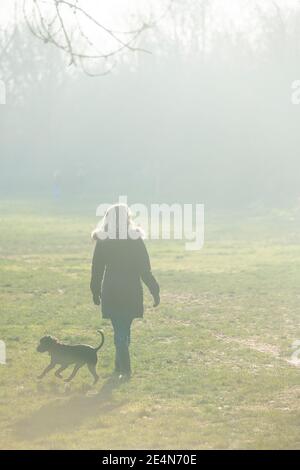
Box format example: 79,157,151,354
0,200,300,449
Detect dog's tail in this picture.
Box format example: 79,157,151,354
95,329,104,352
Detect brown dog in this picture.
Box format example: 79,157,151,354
37,330,104,384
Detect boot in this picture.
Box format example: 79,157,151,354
118,345,132,379
114,353,121,375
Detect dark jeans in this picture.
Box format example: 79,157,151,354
110,316,133,375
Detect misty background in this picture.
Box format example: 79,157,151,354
1,0,300,210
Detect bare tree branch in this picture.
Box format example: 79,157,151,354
22,0,173,75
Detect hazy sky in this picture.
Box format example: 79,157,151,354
1,0,300,59
1,0,300,206
1,0,300,30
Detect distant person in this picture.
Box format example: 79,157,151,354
90,204,160,380
52,170,62,200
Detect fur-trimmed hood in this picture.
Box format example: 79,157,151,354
91,225,145,241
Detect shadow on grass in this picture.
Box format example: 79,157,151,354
13,375,126,441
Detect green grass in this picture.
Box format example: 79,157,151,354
1,200,300,449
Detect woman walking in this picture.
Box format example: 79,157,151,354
90,204,160,380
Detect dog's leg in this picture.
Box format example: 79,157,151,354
64,363,83,382
38,361,56,379
55,365,68,379
87,363,99,385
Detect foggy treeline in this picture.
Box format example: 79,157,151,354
1,0,300,209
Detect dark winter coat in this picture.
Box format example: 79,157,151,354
90,235,159,319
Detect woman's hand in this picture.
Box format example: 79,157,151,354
153,293,160,307
93,294,101,306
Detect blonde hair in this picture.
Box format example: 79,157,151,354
91,203,144,240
